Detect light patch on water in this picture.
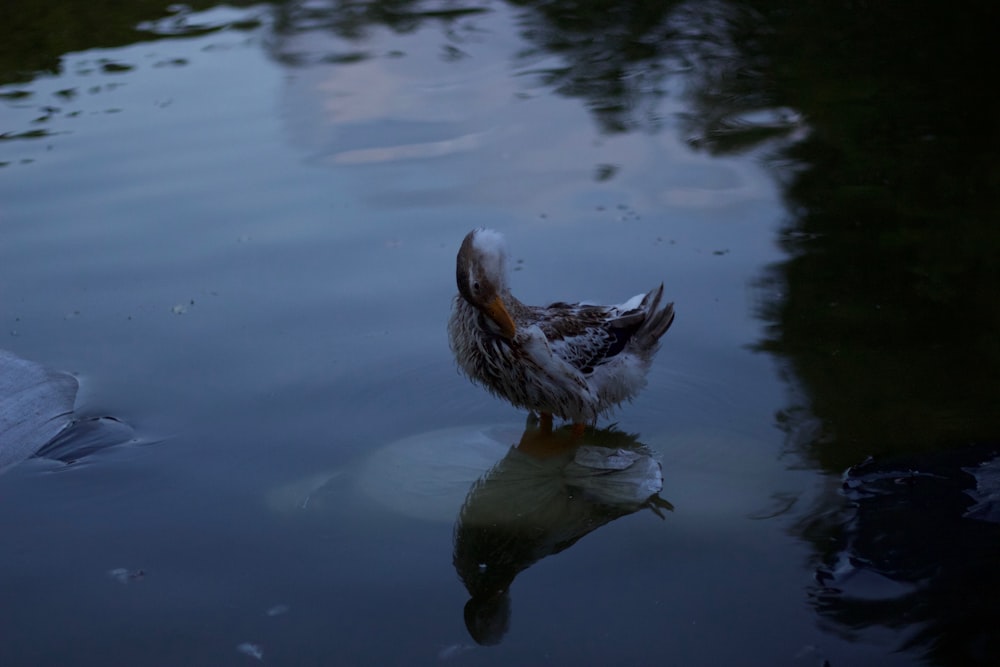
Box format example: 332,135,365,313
331,130,488,165
265,604,290,617
355,424,518,523
236,643,263,661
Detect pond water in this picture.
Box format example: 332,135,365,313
2,2,998,666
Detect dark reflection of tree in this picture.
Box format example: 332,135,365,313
266,0,703,134
453,421,671,645
272,0,487,39
678,2,1000,470
673,3,1000,666
506,0,688,134
267,0,491,66
0,0,261,85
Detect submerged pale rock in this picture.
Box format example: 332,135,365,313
355,424,518,522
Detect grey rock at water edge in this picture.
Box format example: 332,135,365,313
0,349,79,474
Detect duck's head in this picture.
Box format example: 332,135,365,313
456,228,517,339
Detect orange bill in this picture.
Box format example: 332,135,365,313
484,295,517,339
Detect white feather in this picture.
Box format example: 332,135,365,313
619,293,646,311
469,228,508,284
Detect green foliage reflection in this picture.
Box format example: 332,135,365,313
0,0,260,84
680,2,1000,467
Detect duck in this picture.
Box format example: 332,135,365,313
448,228,674,432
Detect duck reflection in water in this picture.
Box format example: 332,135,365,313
452,417,672,645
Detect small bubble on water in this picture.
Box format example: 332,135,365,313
265,604,289,617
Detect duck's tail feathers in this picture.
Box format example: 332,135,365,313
635,284,675,349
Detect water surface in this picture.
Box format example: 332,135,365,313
2,2,998,666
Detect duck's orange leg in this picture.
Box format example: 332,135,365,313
570,422,586,437
539,411,553,433
518,412,576,459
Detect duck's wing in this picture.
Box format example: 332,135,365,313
531,300,647,375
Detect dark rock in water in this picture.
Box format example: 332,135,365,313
0,349,79,474
809,443,1000,666
840,443,1000,527
963,455,1000,525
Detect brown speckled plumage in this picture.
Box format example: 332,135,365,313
448,228,675,424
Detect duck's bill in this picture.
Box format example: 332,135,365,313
485,296,517,339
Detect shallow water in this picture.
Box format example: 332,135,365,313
2,2,998,666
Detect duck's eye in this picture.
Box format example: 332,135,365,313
472,281,481,294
